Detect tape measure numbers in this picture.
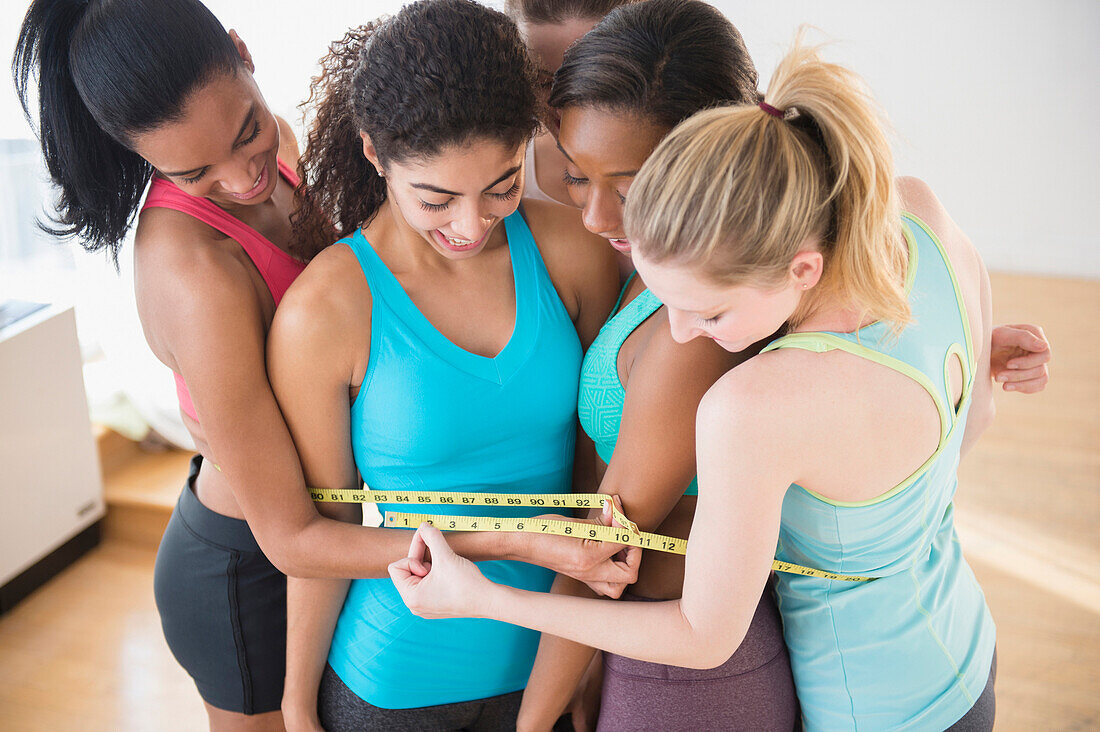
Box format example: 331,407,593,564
310,488,873,582
383,512,689,554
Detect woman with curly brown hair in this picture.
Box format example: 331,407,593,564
268,1,629,729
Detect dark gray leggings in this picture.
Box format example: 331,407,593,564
318,664,522,731
945,651,997,732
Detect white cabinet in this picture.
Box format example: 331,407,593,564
0,303,105,610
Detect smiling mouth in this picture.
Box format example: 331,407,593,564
608,238,632,253
227,163,269,200
435,229,488,252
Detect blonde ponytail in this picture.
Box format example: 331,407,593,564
626,32,910,330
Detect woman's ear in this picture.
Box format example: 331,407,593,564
227,30,255,74
789,248,824,290
360,132,385,177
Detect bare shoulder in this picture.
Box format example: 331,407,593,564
898,176,979,265
268,242,370,395
897,176,986,335
133,208,257,315
698,347,814,437
276,243,369,339
131,208,272,372
518,199,618,333
275,114,300,165
520,198,616,280
637,308,737,384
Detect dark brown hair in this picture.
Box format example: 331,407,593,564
292,0,541,260
504,0,636,24
548,0,758,131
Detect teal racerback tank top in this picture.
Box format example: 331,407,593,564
762,213,996,730
578,275,699,497
326,211,582,709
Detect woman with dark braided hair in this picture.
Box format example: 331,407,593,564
267,1,627,729
13,1,634,729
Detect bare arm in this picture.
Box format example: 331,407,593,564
961,254,995,455
516,575,602,732
135,233,355,578
392,373,788,669
520,320,737,727
266,253,362,729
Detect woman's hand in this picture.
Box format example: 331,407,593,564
520,498,642,598
990,323,1051,393
389,523,494,619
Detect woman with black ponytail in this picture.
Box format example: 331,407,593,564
13,1,634,729
14,2,305,726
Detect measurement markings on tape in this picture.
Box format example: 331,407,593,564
310,488,873,582
384,512,688,554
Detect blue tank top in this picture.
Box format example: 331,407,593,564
326,211,582,709
578,275,698,495
761,214,996,730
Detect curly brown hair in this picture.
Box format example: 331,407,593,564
292,0,542,260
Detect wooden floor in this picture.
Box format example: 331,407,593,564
0,272,1096,731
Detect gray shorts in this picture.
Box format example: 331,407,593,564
319,664,523,731
153,455,286,714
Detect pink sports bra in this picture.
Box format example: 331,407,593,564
141,158,307,422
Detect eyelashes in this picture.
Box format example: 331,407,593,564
237,123,261,147
562,170,586,187
562,171,628,204
417,181,521,213
178,123,262,184
493,181,522,201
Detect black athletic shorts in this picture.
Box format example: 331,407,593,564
153,455,286,714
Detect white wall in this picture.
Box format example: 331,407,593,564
719,1,1100,278
3,0,1097,278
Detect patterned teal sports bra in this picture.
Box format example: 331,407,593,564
578,274,699,496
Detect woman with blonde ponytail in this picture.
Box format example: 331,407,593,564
390,36,1004,731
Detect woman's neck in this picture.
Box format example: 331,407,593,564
790,295,877,335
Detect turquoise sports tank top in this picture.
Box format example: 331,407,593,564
578,275,698,496
762,213,995,730
326,211,582,709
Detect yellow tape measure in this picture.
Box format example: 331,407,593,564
309,488,873,582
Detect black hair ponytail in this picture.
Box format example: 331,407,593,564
12,0,241,263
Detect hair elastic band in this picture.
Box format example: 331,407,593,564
759,101,784,119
